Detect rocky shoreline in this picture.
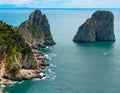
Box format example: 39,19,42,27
0,86,2,93
0,9,55,93
0,48,49,91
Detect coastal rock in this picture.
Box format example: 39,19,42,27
19,69,41,80
0,21,48,84
73,11,115,42
0,79,12,87
0,85,2,93
19,9,55,48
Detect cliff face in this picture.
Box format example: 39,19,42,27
0,20,47,85
73,11,115,42
0,9,54,87
19,9,55,48
0,21,35,78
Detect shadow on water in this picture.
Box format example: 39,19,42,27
71,41,120,93
74,41,115,50
38,45,56,54
3,81,34,93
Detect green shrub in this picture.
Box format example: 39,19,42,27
0,20,32,76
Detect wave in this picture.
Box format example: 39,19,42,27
40,54,52,61
1,85,6,88
46,46,49,49
46,74,56,81
42,46,53,51
41,76,47,80
9,80,18,84
46,68,56,81
103,52,109,56
50,74,56,80
49,53,57,57
50,63,57,68
32,77,46,81
46,46,53,50
18,81,24,84
39,72,46,77
42,53,57,61
48,68,56,74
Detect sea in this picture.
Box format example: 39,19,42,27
0,8,120,93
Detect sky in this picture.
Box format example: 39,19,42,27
0,0,119,8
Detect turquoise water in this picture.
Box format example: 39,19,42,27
1,9,120,93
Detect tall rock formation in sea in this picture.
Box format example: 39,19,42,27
19,9,55,48
73,11,115,42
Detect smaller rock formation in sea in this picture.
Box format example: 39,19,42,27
19,9,55,48
73,11,115,42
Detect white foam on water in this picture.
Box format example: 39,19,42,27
32,76,47,81
18,81,24,84
32,72,47,81
103,52,109,56
39,72,45,77
49,53,57,57
1,84,6,88
50,64,57,68
46,68,56,80
41,76,47,80
46,46,49,49
44,54,52,61
45,46,52,50
48,68,56,74
9,80,18,84
32,78,41,81
50,75,57,81
46,73,57,81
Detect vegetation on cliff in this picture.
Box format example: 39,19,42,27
0,10,55,91
19,9,55,48
0,20,32,78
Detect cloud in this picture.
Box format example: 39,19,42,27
60,0,120,8
0,0,119,8
24,0,63,8
0,0,31,4
61,0,92,8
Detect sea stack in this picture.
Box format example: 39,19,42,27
19,9,55,48
73,11,115,42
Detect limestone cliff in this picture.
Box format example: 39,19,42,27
0,20,47,86
19,9,55,48
73,11,115,42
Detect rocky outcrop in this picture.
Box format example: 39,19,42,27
19,9,55,48
73,11,115,42
0,20,49,88
0,45,48,81
0,85,2,93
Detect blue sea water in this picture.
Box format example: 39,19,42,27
1,8,120,93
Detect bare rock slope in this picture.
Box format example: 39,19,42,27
19,9,55,48
73,11,115,42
